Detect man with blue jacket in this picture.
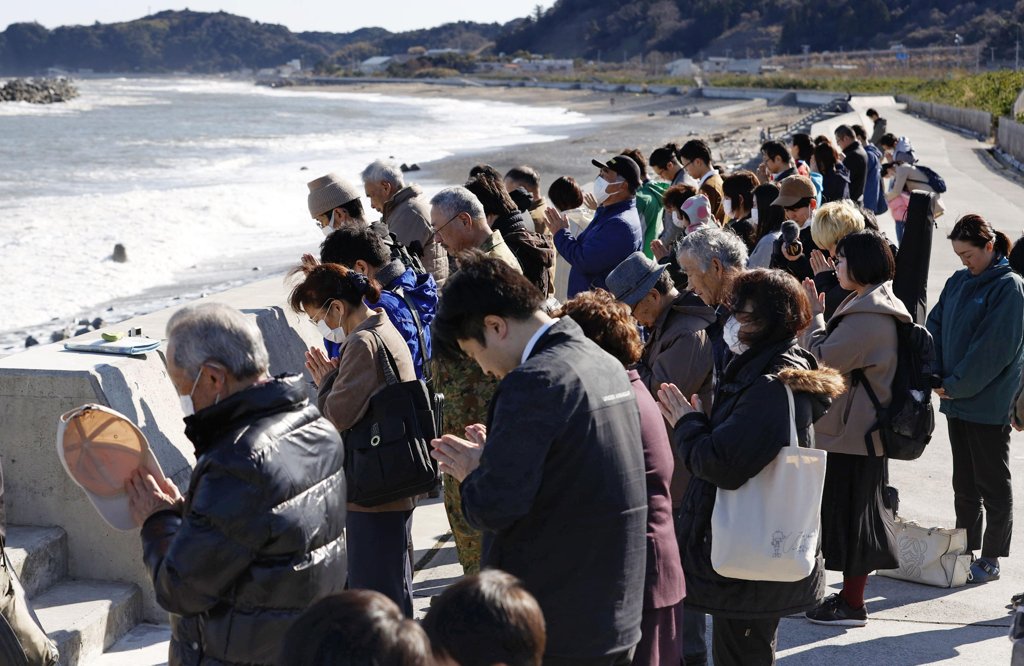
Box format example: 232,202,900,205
549,155,643,298
320,226,437,380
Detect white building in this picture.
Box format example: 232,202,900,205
665,58,695,77
513,58,574,73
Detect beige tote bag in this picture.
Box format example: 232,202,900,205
877,518,972,588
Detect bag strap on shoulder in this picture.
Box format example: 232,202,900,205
783,383,799,448
394,287,432,385
369,330,401,387
851,368,883,457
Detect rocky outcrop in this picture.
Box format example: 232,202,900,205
0,78,78,104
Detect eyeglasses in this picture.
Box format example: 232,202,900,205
314,211,333,229
681,160,693,169
430,213,462,241
307,298,334,325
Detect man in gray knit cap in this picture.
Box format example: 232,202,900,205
307,173,370,237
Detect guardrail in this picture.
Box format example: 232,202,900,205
997,116,1024,166
904,99,994,138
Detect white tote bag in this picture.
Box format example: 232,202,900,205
876,518,972,588
711,383,827,582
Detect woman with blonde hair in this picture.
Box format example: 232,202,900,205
808,200,866,319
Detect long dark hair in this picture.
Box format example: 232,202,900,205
948,214,1011,257
753,183,785,244
649,143,681,169
790,133,814,163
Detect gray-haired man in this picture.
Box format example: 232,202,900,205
362,159,449,283
126,303,346,666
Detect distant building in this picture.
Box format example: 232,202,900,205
360,56,393,75
665,58,695,77
513,58,574,73
701,57,762,75
425,48,463,56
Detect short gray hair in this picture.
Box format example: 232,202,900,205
430,186,485,222
677,227,748,272
360,159,405,189
166,303,269,379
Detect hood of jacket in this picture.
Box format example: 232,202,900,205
661,290,717,329
184,375,307,454
833,280,913,323
493,210,531,236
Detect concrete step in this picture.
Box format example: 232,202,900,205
87,624,170,666
34,579,142,666
6,525,68,598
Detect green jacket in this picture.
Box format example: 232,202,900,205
926,257,1024,425
635,180,668,259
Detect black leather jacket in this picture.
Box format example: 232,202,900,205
140,376,346,665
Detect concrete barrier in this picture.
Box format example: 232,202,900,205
0,276,322,621
998,116,1024,166
905,99,993,138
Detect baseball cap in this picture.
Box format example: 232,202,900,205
57,404,168,531
307,173,362,218
591,155,642,191
606,252,668,307
772,176,816,208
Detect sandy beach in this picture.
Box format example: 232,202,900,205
2,82,806,354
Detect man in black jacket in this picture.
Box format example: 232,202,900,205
126,303,347,666
835,125,868,203
429,253,647,666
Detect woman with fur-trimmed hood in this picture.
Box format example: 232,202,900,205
659,268,844,666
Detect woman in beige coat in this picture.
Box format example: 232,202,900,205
289,263,418,616
800,230,909,628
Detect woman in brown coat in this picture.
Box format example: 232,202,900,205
800,230,908,627
290,263,418,616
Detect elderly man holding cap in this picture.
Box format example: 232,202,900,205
546,155,643,298
125,303,347,666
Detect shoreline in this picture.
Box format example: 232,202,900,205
0,82,805,356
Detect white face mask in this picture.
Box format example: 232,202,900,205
320,210,339,237
751,208,759,225
593,176,619,205
723,315,749,355
670,210,686,229
315,301,348,344
179,367,204,417
723,200,734,220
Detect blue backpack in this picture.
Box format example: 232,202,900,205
913,165,947,194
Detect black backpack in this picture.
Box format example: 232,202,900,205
384,233,427,276
851,319,936,461
913,165,947,194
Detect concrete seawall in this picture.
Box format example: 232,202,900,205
0,276,320,621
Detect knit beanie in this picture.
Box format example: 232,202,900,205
307,173,361,218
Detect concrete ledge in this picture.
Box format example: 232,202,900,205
0,276,323,621
6,525,67,598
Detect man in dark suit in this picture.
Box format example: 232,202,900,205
835,125,868,203
430,252,647,666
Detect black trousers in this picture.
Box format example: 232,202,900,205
948,418,1013,558
711,616,779,666
346,509,414,617
682,607,707,665
544,647,634,666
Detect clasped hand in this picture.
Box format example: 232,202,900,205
430,424,487,483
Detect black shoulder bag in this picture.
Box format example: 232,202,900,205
344,331,440,507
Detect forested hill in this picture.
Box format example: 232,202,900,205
0,2,1018,75
500,0,1020,60
0,10,501,74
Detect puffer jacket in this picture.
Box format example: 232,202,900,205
671,339,844,619
141,376,347,666
492,210,555,296
801,281,912,456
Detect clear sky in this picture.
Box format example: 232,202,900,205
1,1,552,33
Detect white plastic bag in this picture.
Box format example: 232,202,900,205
710,383,827,582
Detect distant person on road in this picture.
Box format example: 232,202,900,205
789,132,824,204
800,231,906,628
547,155,643,298
866,108,888,148
128,303,346,665
651,143,692,248
927,215,1024,585
557,289,687,666
852,124,887,215
883,137,946,241
878,133,899,162
835,125,868,203
361,159,449,284
429,254,647,666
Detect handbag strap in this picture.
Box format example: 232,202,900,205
851,368,883,458
394,286,432,386
369,330,401,387
784,383,799,448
